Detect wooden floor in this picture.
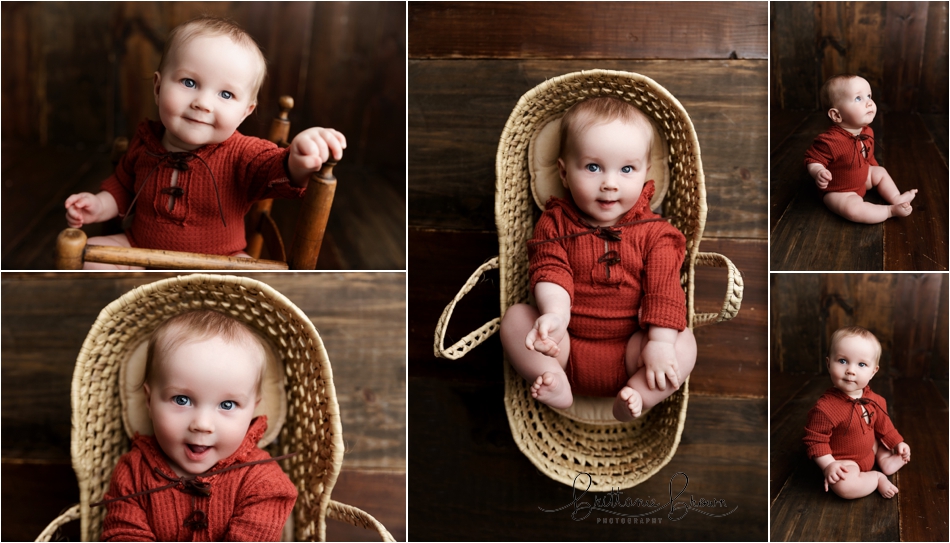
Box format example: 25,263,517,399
1,272,406,542
0,142,406,270
409,228,768,540
770,372,949,542
770,110,949,271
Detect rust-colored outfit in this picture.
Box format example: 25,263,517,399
528,181,688,397
803,386,904,472
804,125,878,198
102,416,296,541
101,120,306,256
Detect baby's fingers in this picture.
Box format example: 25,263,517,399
666,367,680,390
323,129,346,160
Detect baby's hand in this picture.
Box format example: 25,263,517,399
815,168,832,189
641,339,679,391
287,127,347,185
822,461,849,491
65,192,103,228
896,442,911,463
525,313,566,358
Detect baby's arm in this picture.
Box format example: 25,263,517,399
807,163,832,189
640,326,681,391
65,191,119,228
813,453,851,491
287,127,347,186
526,281,571,357
225,462,297,541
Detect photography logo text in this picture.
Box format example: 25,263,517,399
539,472,738,524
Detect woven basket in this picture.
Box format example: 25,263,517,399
435,70,744,492
36,274,394,542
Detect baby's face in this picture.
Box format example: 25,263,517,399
154,34,259,152
826,334,879,398
557,118,651,227
144,335,261,476
830,77,876,130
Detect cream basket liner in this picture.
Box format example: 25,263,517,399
37,274,394,542
435,70,744,492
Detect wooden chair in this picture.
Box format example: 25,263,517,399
55,96,336,270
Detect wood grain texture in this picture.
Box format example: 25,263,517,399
409,1,767,60
768,374,829,504
769,111,835,232
409,228,767,398
325,470,407,542
772,274,823,374
408,59,768,238
409,375,767,541
882,114,950,271
919,1,950,114
769,1,818,111
892,378,949,542
1,272,406,471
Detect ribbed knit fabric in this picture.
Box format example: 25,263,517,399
804,124,878,198
803,386,904,472
102,416,297,541
529,180,687,396
101,120,306,256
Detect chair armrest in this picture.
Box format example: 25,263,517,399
288,161,337,270
35,504,80,542
326,499,395,542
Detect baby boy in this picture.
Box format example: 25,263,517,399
500,96,697,422
803,326,911,499
65,16,346,268
804,74,916,224
102,310,296,540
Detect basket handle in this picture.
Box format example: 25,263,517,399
434,257,500,360
35,504,80,542
692,252,743,328
326,499,395,542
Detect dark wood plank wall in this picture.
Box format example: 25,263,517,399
1,272,406,542
1,1,406,172
409,2,768,540
771,1,949,113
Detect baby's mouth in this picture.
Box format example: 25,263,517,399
187,444,211,454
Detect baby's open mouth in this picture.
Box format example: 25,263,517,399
187,444,211,454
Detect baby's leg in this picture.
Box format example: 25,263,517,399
875,440,909,476
82,233,143,270
868,165,917,206
499,304,573,409
828,460,898,499
612,327,697,422
823,191,909,224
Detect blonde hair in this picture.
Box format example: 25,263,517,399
157,16,267,105
819,74,861,112
829,325,882,366
559,96,654,160
145,310,267,395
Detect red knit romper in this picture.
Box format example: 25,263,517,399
529,181,688,397
804,125,878,198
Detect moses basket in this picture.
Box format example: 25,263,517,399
37,274,394,542
435,70,743,492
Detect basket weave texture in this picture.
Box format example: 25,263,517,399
495,70,706,492
56,274,392,542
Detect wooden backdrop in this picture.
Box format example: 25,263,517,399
0,272,406,541
409,2,768,540
771,1,949,113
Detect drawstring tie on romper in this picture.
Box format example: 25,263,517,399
846,396,889,434
847,132,873,169
124,150,228,227
529,217,669,278
92,452,296,532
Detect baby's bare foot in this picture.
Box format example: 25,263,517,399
612,386,643,422
530,372,573,409
890,202,912,218
877,451,909,476
877,473,898,498
894,189,918,205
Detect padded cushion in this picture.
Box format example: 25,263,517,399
529,115,670,213
553,395,652,425
118,336,287,447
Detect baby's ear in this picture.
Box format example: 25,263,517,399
827,108,842,124
557,158,568,188
142,382,152,408
152,72,162,104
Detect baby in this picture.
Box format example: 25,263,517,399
64,17,346,269
804,74,917,224
803,326,911,499
499,96,697,422
101,310,296,541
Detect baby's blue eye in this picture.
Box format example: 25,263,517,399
181,78,196,89
858,362,867,367
220,90,233,100
585,164,600,173
621,165,634,174
837,358,847,364
173,395,191,406
220,400,235,410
